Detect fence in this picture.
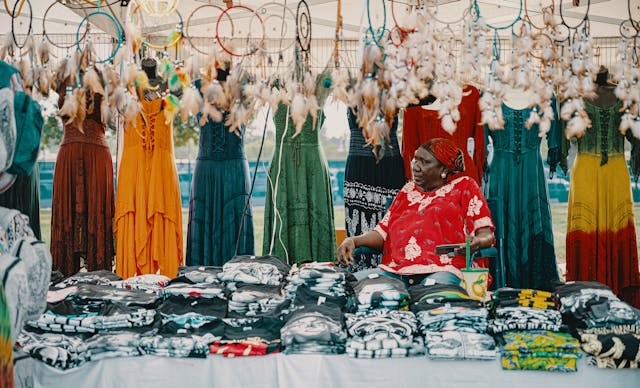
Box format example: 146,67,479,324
36,159,636,209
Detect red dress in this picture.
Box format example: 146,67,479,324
374,177,494,278
402,85,485,184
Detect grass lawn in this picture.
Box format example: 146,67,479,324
38,204,639,275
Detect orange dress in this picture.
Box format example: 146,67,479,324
115,96,183,278
114,104,151,279
146,98,183,277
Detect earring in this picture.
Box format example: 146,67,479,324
440,172,447,179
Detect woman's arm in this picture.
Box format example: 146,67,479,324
336,230,385,266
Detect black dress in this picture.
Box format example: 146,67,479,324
343,109,405,271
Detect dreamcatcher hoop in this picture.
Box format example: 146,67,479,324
185,3,229,55
523,0,555,31
43,1,90,50
138,0,179,16
473,0,522,31
251,1,296,55
128,0,184,52
427,0,469,26
559,0,590,30
366,0,386,47
215,5,265,57
391,0,420,34
4,0,26,18
76,9,123,64
296,0,312,52
10,0,31,49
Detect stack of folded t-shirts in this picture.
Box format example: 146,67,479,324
171,266,223,285
161,282,226,300
345,309,423,358
580,332,640,369
554,281,640,369
210,316,283,357
228,284,290,318
27,284,159,333
51,270,122,289
217,255,290,290
157,294,227,333
139,332,219,358
111,274,172,293
500,330,582,372
353,275,409,312
488,287,579,371
16,331,90,369
280,287,348,354
488,288,562,335
284,263,350,301
410,284,496,360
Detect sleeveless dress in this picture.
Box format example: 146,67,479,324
565,99,640,307
51,88,114,276
263,103,335,264
402,85,486,184
145,98,184,277
186,112,254,266
485,103,559,291
344,109,405,270
115,100,152,279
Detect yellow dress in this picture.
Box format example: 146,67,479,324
115,96,183,278
114,104,151,279
145,97,183,277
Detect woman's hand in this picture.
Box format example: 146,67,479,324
453,237,482,256
336,237,355,266
453,227,494,256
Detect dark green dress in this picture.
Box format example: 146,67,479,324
263,103,336,264
485,103,560,291
186,112,254,266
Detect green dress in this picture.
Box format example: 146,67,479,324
485,103,560,291
263,103,336,264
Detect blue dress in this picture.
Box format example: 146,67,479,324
186,112,255,266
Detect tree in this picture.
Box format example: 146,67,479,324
41,115,63,151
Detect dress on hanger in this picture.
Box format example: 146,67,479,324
145,96,183,277
51,86,114,276
186,109,254,266
485,102,560,291
344,109,405,270
402,85,485,184
565,99,640,307
114,96,152,279
263,103,335,264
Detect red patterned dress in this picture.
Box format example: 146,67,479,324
374,177,494,278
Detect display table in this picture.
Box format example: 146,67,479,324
13,353,639,388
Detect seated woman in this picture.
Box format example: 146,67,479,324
337,138,495,286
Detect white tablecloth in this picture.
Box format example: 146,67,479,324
14,353,640,388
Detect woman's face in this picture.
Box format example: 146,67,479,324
412,148,446,192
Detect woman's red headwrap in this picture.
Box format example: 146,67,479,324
421,138,465,174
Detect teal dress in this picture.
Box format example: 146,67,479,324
186,112,254,266
485,103,560,291
263,103,336,264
